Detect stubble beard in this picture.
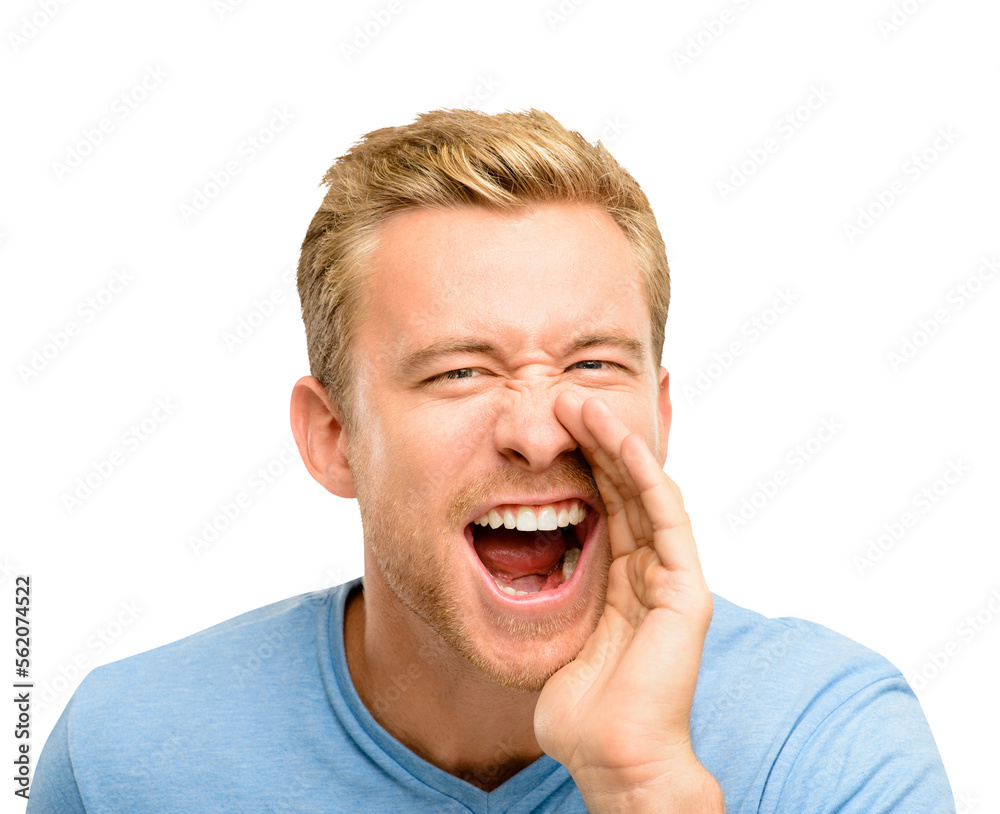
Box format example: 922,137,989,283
351,435,609,692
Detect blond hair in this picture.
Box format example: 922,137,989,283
296,108,670,427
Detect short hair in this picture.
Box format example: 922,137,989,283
296,108,670,428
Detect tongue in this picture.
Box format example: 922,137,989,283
473,527,567,580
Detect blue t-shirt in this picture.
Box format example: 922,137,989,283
29,579,954,812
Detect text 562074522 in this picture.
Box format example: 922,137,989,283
14,575,32,800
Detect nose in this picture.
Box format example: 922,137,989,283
492,382,579,474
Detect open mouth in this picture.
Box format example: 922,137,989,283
466,499,593,597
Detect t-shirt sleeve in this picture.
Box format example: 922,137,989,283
769,675,955,813
27,701,88,814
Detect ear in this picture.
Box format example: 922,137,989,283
656,366,672,466
290,375,357,499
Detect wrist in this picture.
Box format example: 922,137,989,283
576,756,725,814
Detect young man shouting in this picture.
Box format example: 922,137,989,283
31,109,954,813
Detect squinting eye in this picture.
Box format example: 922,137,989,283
572,360,620,371
441,368,478,380
428,362,623,385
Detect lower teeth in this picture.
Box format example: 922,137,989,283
561,547,580,582
492,547,581,596
493,582,531,596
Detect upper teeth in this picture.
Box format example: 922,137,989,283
474,500,587,532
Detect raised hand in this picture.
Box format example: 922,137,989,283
534,391,724,813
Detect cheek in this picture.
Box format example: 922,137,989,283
425,405,495,477
606,394,659,441
392,408,496,539
371,403,495,498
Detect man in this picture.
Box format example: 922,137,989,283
30,109,953,812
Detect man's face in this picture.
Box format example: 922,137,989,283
347,203,670,692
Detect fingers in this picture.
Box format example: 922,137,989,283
619,433,701,574
554,391,701,574
553,391,628,507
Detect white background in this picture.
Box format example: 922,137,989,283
3,0,998,809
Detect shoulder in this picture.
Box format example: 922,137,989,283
693,594,953,812
46,585,347,783
78,586,337,696
702,592,897,680
696,592,904,731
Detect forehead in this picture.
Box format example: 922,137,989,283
357,203,649,367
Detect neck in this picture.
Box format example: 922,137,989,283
343,577,545,791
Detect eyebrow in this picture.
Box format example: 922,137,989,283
399,331,649,378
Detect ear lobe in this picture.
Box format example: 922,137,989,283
290,375,357,499
657,366,672,465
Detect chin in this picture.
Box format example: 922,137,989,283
466,630,596,693
367,497,612,693
452,570,609,693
